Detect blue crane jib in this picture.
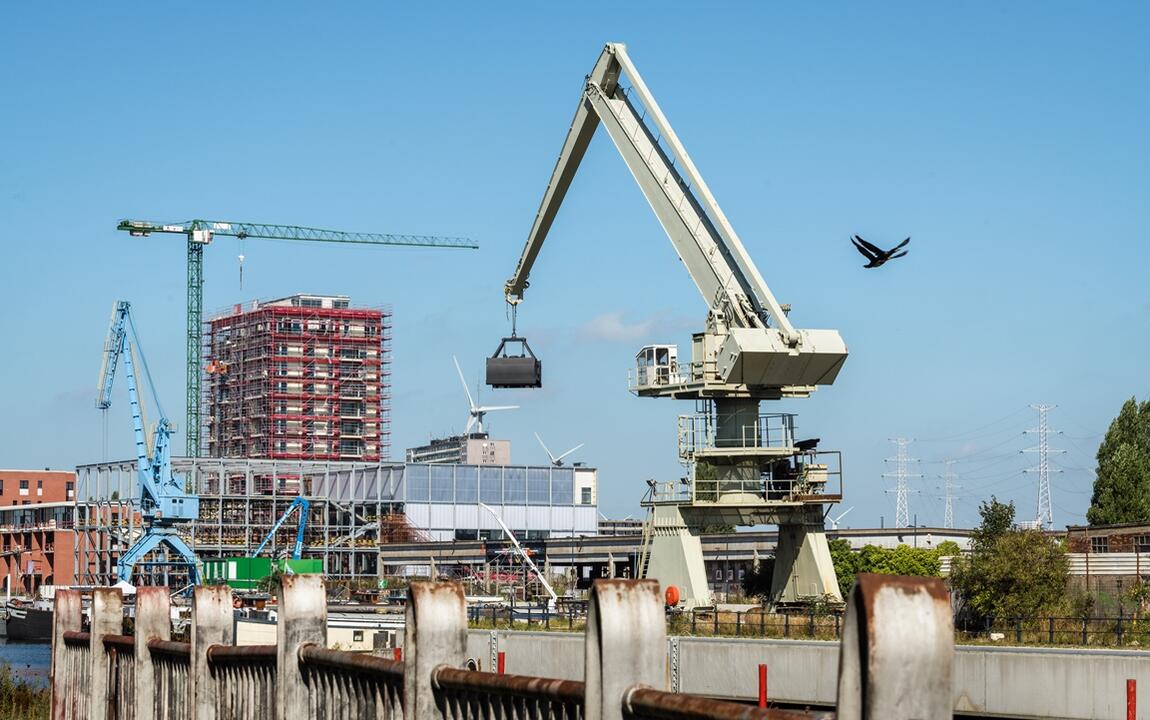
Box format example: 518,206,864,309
97,300,201,584
253,496,310,561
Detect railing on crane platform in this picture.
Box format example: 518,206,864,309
50,574,953,720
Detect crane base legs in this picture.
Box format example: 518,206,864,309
641,504,843,610
770,509,843,607
642,505,712,609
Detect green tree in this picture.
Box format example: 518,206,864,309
970,496,1014,552
1088,398,1150,524
936,540,961,557
950,497,1069,622
829,538,945,598
829,538,861,598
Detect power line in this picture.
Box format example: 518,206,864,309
883,437,922,528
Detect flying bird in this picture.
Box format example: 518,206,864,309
851,235,910,268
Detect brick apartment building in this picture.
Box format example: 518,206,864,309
203,294,392,463
0,469,76,593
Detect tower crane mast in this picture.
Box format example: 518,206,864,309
116,218,478,457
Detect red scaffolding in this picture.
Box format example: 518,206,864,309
203,296,392,462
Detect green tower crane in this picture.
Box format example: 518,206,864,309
116,218,478,457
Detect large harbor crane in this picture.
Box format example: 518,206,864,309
116,218,479,457
97,300,201,585
497,43,849,608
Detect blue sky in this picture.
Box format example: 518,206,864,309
2,3,1147,527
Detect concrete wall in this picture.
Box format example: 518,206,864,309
468,630,1150,719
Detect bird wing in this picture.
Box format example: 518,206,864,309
890,250,908,259
854,235,885,256
851,237,879,260
891,236,910,252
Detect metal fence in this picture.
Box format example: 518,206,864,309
655,607,1150,648
50,574,953,720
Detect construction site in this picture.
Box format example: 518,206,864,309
63,42,854,610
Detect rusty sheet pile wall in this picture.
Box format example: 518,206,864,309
49,575,953,720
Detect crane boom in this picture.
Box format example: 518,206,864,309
502,43,846,393
252,496,310,560
480,503,557,608
115,218,478,457
116,219,478,249
505,43,792,338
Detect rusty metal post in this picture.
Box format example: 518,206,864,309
277,574,327,720
585,579,665,720
190,585,235,720
403,581,467,720
134,587,171,720
836,574,953,720
50,588,83,720
89,587,124,720
1128,679,1137,720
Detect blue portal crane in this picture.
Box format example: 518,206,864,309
97,300,201,584
252,496,310,561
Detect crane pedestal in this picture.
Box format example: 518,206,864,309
638,393,845,610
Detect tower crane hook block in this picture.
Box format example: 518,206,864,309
486,337,542,388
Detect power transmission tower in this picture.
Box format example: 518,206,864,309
883,437,922,528
939,459,961,529
1023,404,1065,530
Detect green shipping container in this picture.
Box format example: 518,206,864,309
202,557,321,590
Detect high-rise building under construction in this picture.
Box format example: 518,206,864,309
203,294,391,461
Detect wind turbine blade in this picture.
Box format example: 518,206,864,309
554,443,585,463
453,355,475,409
535,432,558,464
476,405,519,412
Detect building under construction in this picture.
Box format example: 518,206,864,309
203,294,391,461
72,457,598,586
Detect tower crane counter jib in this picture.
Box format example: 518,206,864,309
495,42,850,609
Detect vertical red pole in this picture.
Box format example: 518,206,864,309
498,651,506,675
393,647,402,662
1128,679,1136,720
758,664,768,708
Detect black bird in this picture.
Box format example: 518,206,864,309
851,235,910,268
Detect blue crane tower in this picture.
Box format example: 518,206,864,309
97,300,201,585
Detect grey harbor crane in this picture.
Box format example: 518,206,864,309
493,42,849,609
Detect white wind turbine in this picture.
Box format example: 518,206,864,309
828,506,854,530
455,356,517,434
535,432,584,467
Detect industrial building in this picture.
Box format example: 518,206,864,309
0,469,77,592
202,294,392,462
72,458,598,585
405,433,511,465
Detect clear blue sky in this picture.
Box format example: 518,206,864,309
2,3,1147,528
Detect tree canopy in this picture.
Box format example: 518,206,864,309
1087,397,1150,525
949,497,1069,622
828,538,945,599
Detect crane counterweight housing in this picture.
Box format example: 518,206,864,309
717,328,847,388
